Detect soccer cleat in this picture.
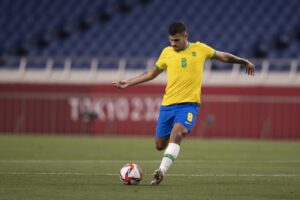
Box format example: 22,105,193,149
151,169,164,185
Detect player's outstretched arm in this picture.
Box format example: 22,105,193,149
213,51,255,76
112,66,163,89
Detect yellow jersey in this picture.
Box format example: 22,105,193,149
156,42,215,106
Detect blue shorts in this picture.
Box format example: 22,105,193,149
156,103,199,138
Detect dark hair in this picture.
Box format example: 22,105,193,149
168,21,187,35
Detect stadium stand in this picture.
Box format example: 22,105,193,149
0,0,300,70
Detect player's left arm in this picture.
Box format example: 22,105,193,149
213,51,255,76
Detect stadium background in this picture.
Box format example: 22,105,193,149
0,1,300,200
0,0,300,139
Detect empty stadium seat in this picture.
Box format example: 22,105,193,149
0,0,300,71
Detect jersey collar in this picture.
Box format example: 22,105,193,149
178,42,190,51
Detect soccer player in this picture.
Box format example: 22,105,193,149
113,21,255,185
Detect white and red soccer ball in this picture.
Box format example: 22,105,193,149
119,163,143,185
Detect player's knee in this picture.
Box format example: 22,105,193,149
173,123,189,138
174,128,188,139
170,129,188,144
175,129,188,138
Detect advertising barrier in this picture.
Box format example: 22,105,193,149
0,83,299,139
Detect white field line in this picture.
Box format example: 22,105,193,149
0,160,300,164
0,172,299,177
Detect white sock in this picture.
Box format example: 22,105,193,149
159,143,180,175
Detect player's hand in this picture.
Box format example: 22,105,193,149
112,80,130,89
245,61,255,76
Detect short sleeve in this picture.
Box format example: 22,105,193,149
200,43,216,59
155,48,168,70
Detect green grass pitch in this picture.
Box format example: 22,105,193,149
0,135,299,200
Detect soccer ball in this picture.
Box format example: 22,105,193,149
119,163,143,185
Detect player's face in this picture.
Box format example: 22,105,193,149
169,32,188,51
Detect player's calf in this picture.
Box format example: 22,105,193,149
155,137,169,151
155,143,167,151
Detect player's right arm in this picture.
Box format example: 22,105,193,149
112,66,163,89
